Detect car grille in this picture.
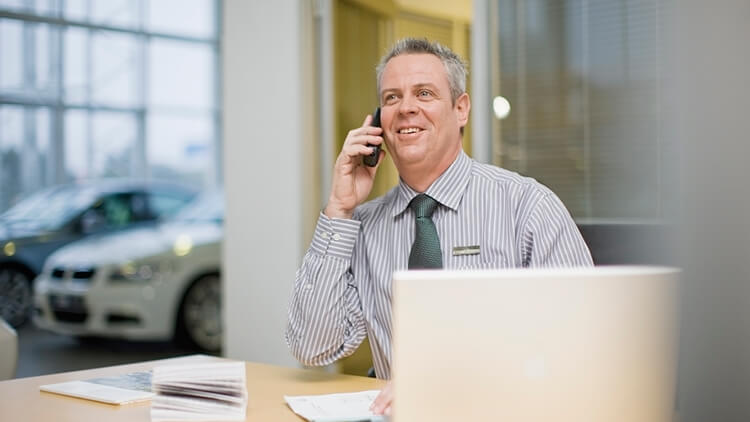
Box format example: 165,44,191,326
49,294,88,323
49,266,97,284
72,268,96,279
53,310,88,323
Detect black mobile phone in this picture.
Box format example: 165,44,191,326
363,107,381,167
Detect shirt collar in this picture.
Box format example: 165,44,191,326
391,149,473,217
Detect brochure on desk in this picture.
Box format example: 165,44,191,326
39,371,155,405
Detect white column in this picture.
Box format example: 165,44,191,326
471,0,492,164
222,0,315,367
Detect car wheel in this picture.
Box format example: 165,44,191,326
0,267,32,327
177,274,221,353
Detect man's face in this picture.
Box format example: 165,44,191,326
379,54,469,174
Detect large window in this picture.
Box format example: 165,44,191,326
0,0,220,213
491,0,674,221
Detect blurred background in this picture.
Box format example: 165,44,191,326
1,1,749,421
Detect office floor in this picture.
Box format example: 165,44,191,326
14,324,205,379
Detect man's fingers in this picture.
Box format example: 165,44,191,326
346,127,383,143
362,114,372,127
342,143,379,159
370,382,393,415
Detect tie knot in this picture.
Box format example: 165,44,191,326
409,193,439,218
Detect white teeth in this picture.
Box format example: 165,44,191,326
399,128,420,134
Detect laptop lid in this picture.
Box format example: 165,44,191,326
391,266,679,422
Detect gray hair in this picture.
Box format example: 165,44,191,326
376,38,468,104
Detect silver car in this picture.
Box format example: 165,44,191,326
33,191,223,352
0,180,197,327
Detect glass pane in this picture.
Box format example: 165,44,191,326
64,0,87,21
496,0,662,220
34,0,62,16
0,105,24,212
149,39,214,109
150,193,192,218
64,109,87,181
64,26,88,104
0,19,24,93
0,0,27,12
147,113,213,187
148,0,215,38
91,0,139,29
23,107,53,193
92,30,139,107
91,111,136,177
35,23,56,94
93,193,137,226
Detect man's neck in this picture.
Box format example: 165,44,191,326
399,148,461,193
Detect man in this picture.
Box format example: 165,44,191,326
286,38,593,414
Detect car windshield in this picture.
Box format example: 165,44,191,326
173,191,224,222
0,186,98,231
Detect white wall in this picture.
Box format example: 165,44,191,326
665,2,750,421
222,0,317,367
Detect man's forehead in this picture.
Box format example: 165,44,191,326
380,54,449,89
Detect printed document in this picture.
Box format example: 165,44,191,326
284,390,387,422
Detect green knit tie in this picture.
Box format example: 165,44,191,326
408,194,443,269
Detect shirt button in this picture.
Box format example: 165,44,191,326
332,233,341,241
321,232,329,239
304,283,313,290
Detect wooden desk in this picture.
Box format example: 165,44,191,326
0,354,385,422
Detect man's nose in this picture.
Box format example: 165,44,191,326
398,94,419,115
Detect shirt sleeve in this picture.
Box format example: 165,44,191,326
285,212,369,367
522,193,594,267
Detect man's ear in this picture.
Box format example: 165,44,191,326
455,92,471,128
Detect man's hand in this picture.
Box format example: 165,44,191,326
324,115,385,219
370,381,393,416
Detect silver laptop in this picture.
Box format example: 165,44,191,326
390,266,679,422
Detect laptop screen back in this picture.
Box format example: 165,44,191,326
391,266,679,422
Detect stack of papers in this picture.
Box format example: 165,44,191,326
150,361,247,421
284,390,386,422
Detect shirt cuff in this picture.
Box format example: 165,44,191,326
309,212,360,260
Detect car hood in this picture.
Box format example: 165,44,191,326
48,221,222,266
0,219,55,241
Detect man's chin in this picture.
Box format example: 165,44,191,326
392,149,428,169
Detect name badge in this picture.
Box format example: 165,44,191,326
452,245,480,256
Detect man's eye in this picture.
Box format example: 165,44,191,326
418,90,432,97
384,94,398,103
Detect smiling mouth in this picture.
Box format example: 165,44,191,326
398,127,422,134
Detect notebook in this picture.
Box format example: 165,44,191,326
390,266,680,422
40,371,154,404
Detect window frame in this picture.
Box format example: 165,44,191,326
0,1,222,213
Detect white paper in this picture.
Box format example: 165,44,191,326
150,361,247,422
284,390,386,422
40,379,155,404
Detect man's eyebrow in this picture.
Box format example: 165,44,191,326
380,83,438,96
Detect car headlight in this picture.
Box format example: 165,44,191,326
3,241,16,257
109,261,170,283
173,234,193,257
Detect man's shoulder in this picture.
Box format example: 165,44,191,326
470,160,553,197
352,186,399,220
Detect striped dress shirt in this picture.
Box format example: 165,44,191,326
286,150,593,379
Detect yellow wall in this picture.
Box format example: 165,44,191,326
335,0,473,204
332,0,473,376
